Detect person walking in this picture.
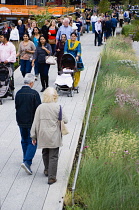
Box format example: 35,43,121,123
0,33,16,90
31,87,68,185
47,20,58,55
31,27,41,80
119,11,124,27
55,34,67,74
9,23,19,52
2,22,11,37
15,73,41,175
85,11,91,33
16,33,36,77
91,13,98,33
64,32,84,88
111,15,118,36
17,20,26,41
41,19,50,40
75,17,82,41
56,18,73,44
94,18,102,46
32,35,52,92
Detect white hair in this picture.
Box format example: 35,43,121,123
18,20,22,23
24,73,35,84
63,18,70,23
43,87,58,103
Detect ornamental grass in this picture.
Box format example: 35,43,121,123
65,36,139,209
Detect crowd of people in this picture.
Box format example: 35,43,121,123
0,4,135,185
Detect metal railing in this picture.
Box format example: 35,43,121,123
72,57,101,206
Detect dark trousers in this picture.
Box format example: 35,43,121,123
112,27,116,36
94,31,102,46
19,127,37,166
119,19,123,27
50,44,56,55
20,59,32,77
42,147,59,180
38,63,50,89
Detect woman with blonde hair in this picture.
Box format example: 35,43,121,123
31,87,68,185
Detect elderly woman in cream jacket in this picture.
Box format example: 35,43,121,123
31,87,68,185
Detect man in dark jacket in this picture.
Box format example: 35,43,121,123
15,73,41,175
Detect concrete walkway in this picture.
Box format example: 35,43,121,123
0,33,102,210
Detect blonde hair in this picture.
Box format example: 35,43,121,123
43,87,58,103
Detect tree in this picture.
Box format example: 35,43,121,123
98,0,111,14
31,7,52,28
86,0,94,9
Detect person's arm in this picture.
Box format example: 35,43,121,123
56,27,61,44
17,29,19,41
25,42,36,54
41,43,52,55
32,48,37,66
76,42,81,61
95,22,98,33
6,44,16,63
31,107,40,144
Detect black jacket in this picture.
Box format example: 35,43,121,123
33,43,52,63
15,86,41,128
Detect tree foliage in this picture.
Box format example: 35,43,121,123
98,0,111,14
31,7,52,28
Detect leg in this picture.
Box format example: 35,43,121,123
40,76,45,91
44,75,49,88
23,128,37,166
42,148,49,171
26,60,32,74
94,31,98,46
48,147,59,180
20,59,26,77
19,127,28,162
34,60,39,76
74,71,81,87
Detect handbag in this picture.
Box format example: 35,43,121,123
77,62,84,69
48,39,56,44
45,56,57,65
58,105,69,135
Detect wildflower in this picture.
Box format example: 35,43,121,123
124,150,129,153
83,146,89,149
111,152,116,154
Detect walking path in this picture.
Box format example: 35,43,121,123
0,33,102,210
132,41,139,67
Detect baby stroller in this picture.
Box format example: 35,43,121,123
0,63,14,105
55,53,79,97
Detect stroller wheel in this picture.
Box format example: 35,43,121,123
56,86,60,94
0,99,3,105
68,90,74,97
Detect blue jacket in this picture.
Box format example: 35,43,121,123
111,18,118,28
15,86,41,128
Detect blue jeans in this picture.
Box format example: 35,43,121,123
86,24,90,33
77,32,80,41
19,127,37,166
20,59,32,77
50,44,56,55
92,22,96,33
34,60,39,76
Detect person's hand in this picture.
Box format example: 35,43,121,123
32,61,35,67
4,60,8,64
57,49,60,51
48,32,51,35
25,49,29,53
32,139,37,146
76,56,79,61
42,46,46,50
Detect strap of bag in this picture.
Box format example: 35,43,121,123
58,105,62,121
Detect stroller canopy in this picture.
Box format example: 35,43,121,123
61,53,76,70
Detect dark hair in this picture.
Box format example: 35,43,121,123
38,35,47,46
0,33,9,41
61,34,67,39
23,32,30,39
32,27,41,36
11,23,15,28
70,32,77,37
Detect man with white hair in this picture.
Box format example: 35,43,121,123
15,73,41,175
56,18,73,44
17,20,25,41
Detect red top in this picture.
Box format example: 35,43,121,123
48,28,56,40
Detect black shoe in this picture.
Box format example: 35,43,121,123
44,169,48,177
48,178,57,185
40,87,45,92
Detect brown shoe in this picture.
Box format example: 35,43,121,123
44,170,48,177
48,178,57,185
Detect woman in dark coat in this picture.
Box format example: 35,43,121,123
32,35,52,92
55,34,67,75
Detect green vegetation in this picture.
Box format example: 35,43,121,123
122,19,139,41
65,36,139,209
98,0,111,14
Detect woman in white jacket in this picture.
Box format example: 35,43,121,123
31,87,68,185
9,23,19,52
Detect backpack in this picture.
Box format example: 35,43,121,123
124,12,127,17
